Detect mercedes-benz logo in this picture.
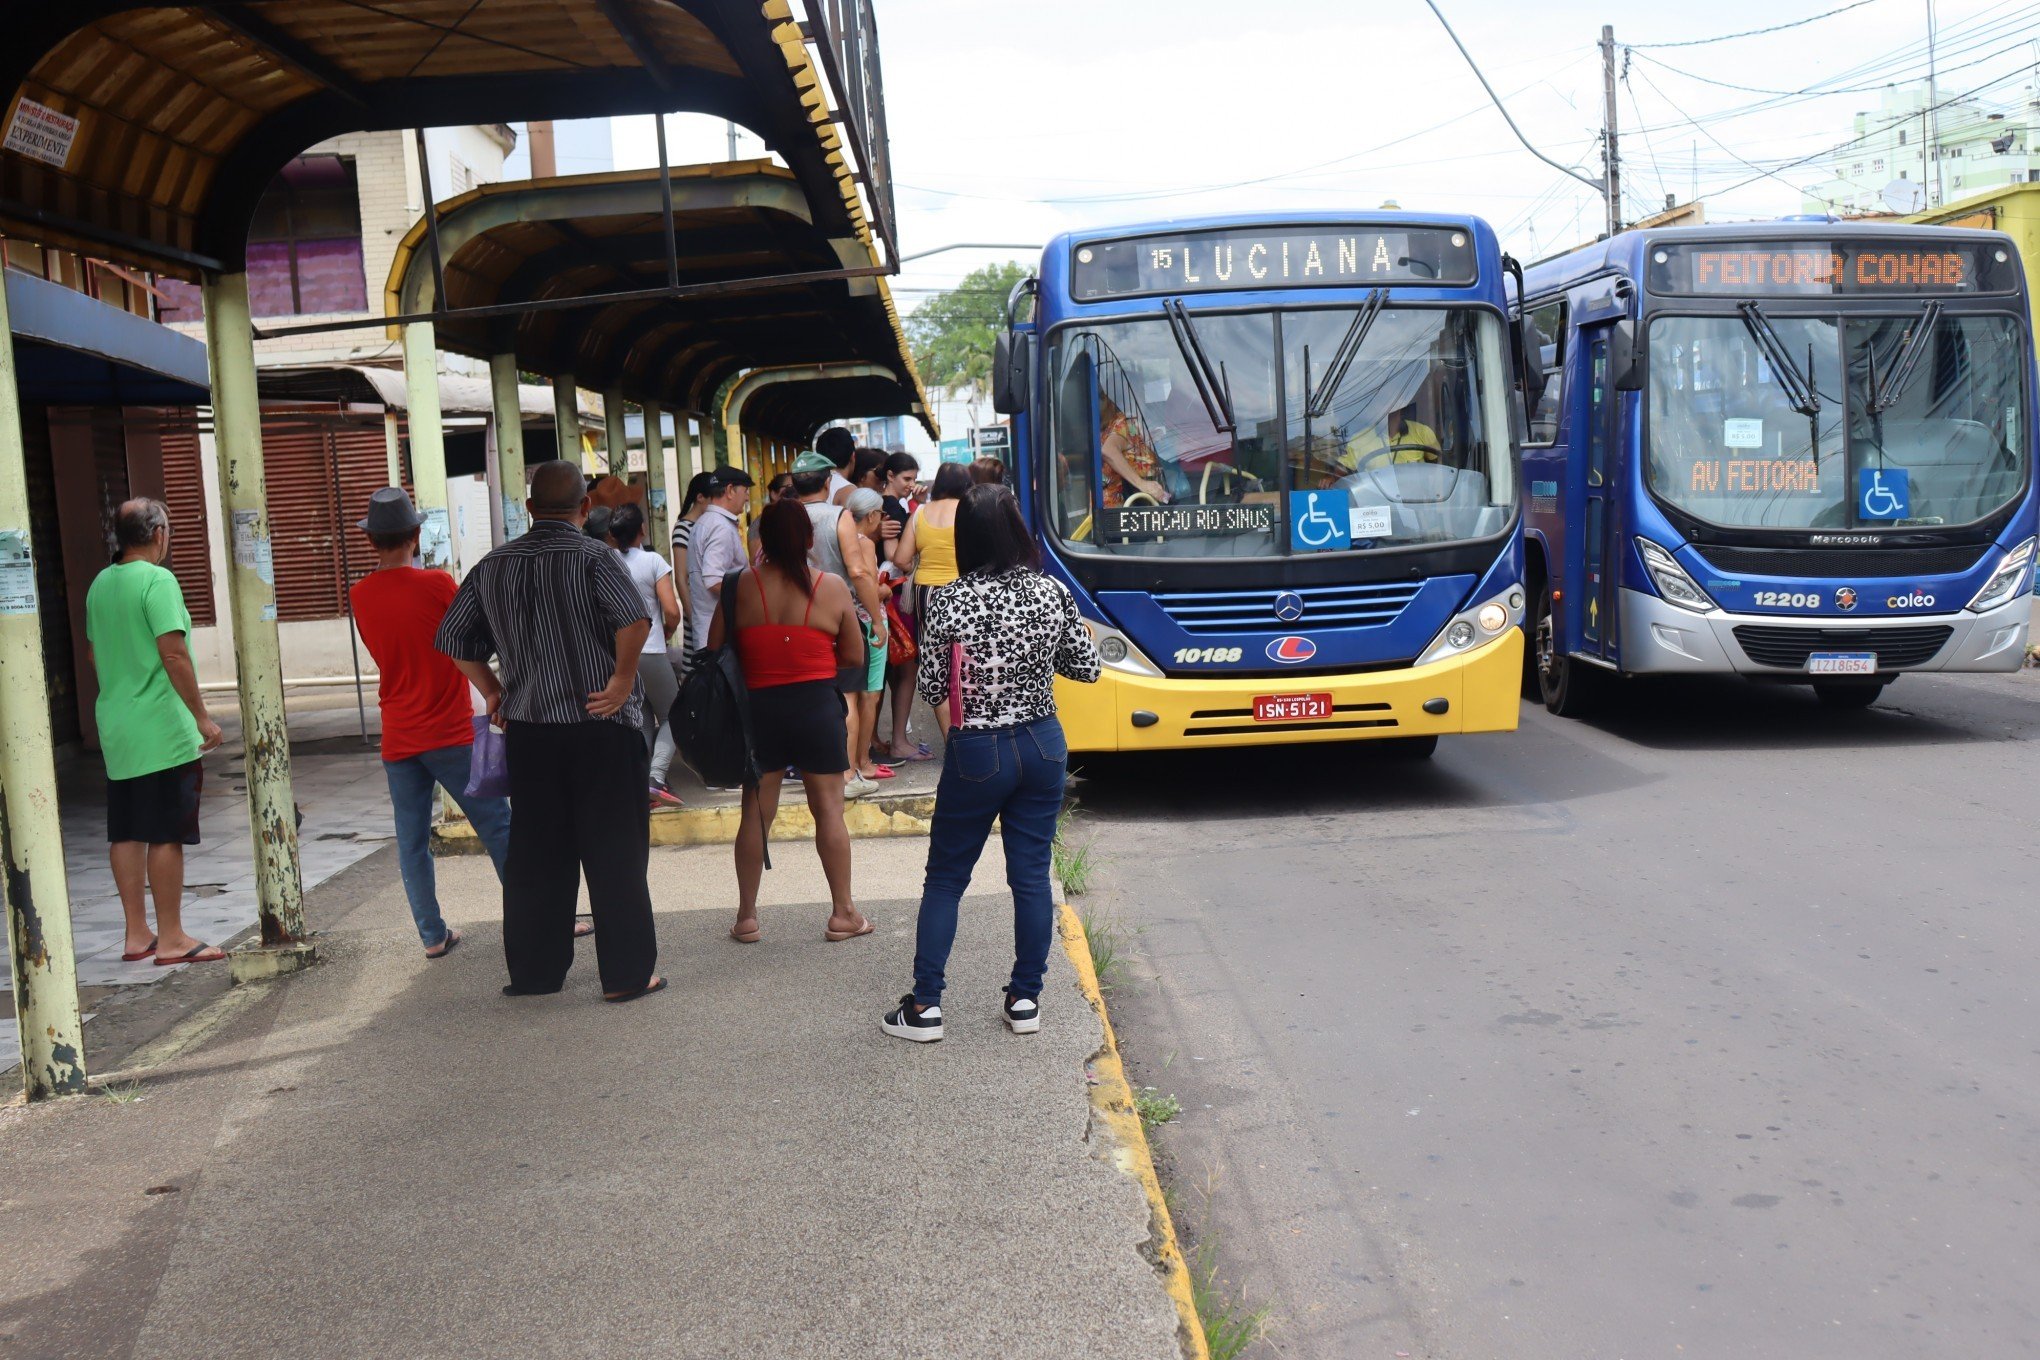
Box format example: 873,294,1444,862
1273,591,1305,623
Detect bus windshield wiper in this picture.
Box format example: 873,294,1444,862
1736,301,1821,419
1164,297,1236,435
1306,288,1387,420
1868,300,1942,413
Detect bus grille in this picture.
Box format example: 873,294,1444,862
1731,624,1953,670
1152,581,1424,635
1695,545,1988,579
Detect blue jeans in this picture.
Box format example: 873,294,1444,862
384,744,512,948
912,716,1067,1007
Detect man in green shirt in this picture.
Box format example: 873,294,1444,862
85,499,226,966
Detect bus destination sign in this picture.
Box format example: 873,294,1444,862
1647,240,2015,296
1099,502,1276,542
1072,226,1478,301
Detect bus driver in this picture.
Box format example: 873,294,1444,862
1340,402,1441,471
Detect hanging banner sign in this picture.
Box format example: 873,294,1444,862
3,98,80,169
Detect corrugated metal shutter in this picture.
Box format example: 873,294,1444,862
262,414,399,621
157,414,217,627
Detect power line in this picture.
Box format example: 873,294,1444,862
1421,0,1605,198
1629,0,1883,49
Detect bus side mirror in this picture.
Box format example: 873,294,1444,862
1609,319,1645,392
993,332,1032,414
1515,317,1545,396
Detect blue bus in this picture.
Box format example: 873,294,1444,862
989,213,1533,757
1515,222,2037,713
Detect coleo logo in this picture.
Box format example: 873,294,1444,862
1886,591,1936,609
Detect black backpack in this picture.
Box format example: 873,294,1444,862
672,570,762,792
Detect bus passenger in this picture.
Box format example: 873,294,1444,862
1099,393,1171,506
1341,403,1441,471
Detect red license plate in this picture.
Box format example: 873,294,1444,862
1253,692,1333,722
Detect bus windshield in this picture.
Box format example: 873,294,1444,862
1046,307,1515,558
1646,310,2026,530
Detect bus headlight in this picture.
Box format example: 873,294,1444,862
1416,585,1525,667
1083,618,1161,677
1636,537,1716,613
1967,537,2034,613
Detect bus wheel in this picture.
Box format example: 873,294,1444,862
1813,681,1885,710
1379,735,1438,760
1534,584,1603,718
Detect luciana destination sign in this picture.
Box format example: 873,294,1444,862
1071,224,1478,300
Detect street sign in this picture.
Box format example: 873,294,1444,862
971,425,1012,454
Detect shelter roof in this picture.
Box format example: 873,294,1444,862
383,159,931,438
2,1,891,278
5,268,210,404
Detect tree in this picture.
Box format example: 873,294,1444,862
905,260,1030,428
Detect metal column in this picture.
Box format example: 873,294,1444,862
675,412,698,489
382,411,403,484
490,354,529,539
0,270,87,1101
642,399,669,558
603,388,629,479
200,272,313,966
553,374,581,469
401,321,455,573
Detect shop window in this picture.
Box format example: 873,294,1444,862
157,156,367,323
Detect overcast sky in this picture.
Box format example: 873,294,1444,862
611,0,2040,304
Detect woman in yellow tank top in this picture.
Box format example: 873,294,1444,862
895,462,969,589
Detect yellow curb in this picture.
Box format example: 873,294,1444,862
1059,902,1211,1360
432,793,936,855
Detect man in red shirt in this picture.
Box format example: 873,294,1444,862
350,487,512,958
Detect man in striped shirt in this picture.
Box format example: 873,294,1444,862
437,460,666,1004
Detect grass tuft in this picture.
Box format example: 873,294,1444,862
99,1081,146,1105
1052,809,1097,896
1134,1086,1181,1127
1077,907,1126,990
1191,1239,1273,1360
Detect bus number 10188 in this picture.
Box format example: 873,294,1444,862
1174,646,1245,664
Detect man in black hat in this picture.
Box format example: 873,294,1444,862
351,487,515,959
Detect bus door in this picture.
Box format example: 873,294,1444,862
1570,323,1620,663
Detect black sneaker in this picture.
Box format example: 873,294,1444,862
881,993,944,1043
1003,991,1041,1035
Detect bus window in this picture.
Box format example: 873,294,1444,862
1525,300,1566,443
1047,315,1280,557
1284,307,1515,547
1646,315,1846,528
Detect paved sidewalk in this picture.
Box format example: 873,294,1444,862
0,838,1184,1360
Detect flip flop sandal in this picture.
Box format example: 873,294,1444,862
426,928,462,960
153,943,224,966
573,919,595,938
121,937,158,962
603,976,669,1004
869,764,896,779
824,918,877,942
729,922,762,944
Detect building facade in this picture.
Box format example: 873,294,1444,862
1804,82,2040,217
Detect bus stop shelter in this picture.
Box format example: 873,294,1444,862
378,158,930,551
1,0,902,1100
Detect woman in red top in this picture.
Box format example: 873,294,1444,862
708,497,873,945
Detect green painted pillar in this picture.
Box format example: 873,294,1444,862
603,388,629,479
553,373,581,469
675,412,698,489
382,411,402,484
201,272,311,959
0,271,87,1101
642,399,669,559
401,321,455,573
489,354,528,540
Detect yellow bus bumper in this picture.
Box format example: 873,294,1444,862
1055,628,1523,753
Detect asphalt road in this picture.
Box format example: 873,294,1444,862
1081,661,2040,1360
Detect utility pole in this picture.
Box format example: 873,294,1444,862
1601,24,1623,237
726,119,739,161
1925,0,1944,207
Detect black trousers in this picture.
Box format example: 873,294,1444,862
503,719,658,994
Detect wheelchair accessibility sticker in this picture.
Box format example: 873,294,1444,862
1289,491,1350,552
1859,468,1910,521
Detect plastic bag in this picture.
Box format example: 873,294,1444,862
464,715,511,799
